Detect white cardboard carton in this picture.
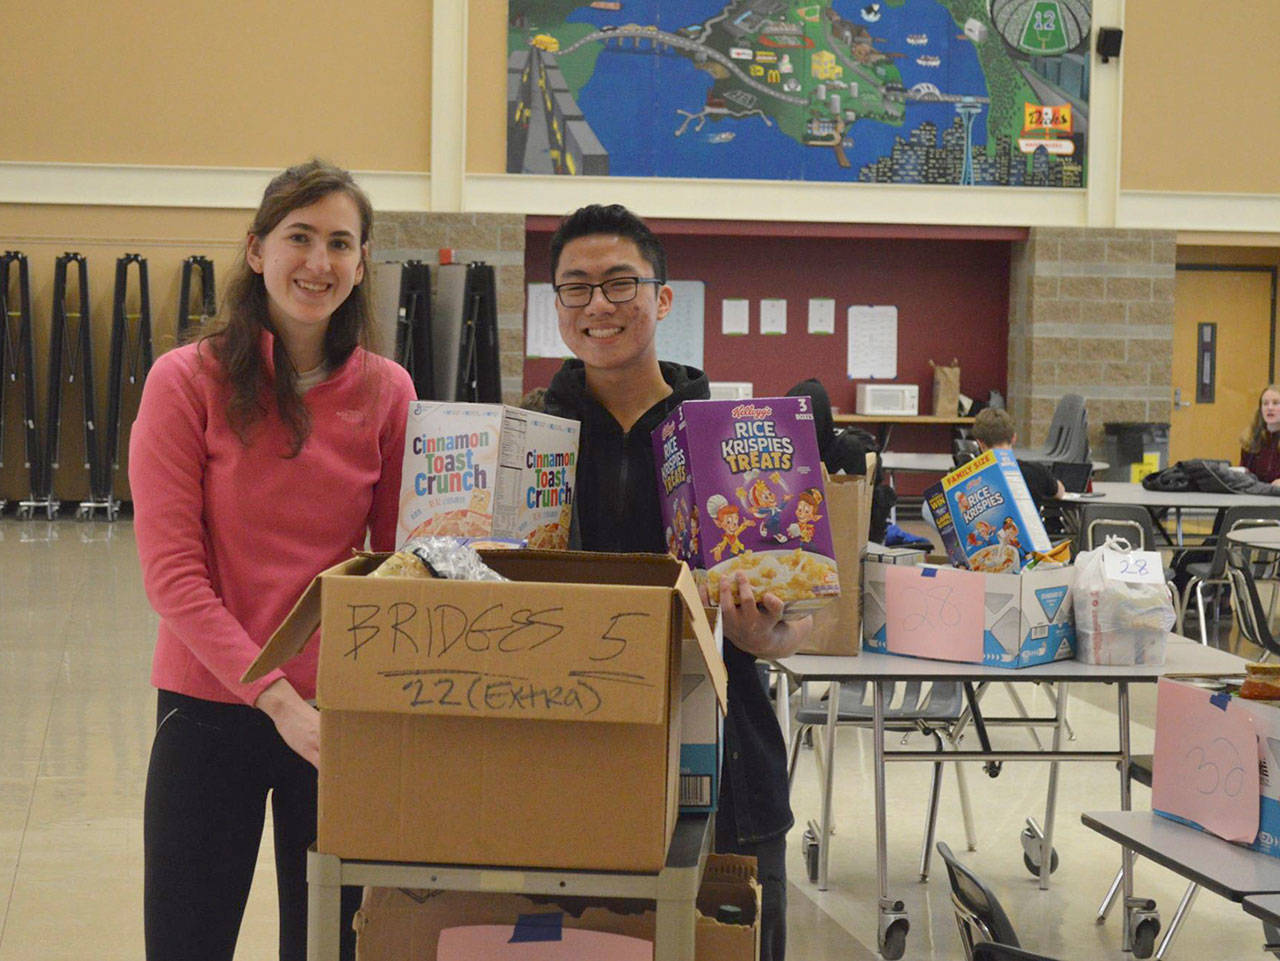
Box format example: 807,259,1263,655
863,558,1076,667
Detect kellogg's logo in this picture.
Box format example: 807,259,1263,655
731,403,773,419
661,421,675,439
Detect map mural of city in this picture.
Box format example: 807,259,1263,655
507,1,1091,186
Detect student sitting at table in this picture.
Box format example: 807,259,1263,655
971,407,1065,502
1240,384,1280,485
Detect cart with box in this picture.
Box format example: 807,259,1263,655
246,548,747,961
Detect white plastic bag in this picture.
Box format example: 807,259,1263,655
1072,536,1173,665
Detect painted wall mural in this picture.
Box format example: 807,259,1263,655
508,0,1091,187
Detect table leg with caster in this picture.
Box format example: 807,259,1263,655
877,897,909,961
873,681,910,959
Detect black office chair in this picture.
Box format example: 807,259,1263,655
1179,506,1280,644
935,841,1043,961
972,944,1060,961
954,437,981,467
1227,543,1280,660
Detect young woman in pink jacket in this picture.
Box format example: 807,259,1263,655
129,160,415,961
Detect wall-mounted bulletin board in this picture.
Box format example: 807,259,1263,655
524,220,1020,456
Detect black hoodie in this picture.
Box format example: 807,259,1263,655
544,357,794,846
545,359,708,553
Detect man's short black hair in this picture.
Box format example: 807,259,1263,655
549,204,667,283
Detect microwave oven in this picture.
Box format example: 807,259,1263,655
855,383,919,416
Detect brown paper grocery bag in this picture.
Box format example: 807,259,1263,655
931,358,960,417
800,458,873,656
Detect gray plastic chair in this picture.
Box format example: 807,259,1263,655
788,680,975,883
1015,394,1088,464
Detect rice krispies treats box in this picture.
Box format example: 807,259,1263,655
396,402,579,550
653,397,839,617
924,448,1051,574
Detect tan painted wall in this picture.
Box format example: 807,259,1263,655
1122,1,1280,194
0,0,432,172
468,0,508,174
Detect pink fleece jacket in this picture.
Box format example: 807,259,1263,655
129,335,415,706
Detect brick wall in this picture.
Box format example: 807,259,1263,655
372,212,526,404
1006,228,1176,458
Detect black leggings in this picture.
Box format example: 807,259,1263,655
143,690,360,961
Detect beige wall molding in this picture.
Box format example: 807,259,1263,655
462,173,1091,226
1117,191,1280,234
0,162,431,212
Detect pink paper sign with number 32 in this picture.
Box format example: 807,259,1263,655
1152,678,1260,843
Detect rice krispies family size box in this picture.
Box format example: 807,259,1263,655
396,402,579,550
924,448,1051,574
653,397,839,617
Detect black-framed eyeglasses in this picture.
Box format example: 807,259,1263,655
553,276,662,308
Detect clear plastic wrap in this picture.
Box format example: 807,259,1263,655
1072,536,1172,665
400,536,510,582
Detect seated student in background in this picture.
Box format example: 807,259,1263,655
1241,384,1280,485
971,407,1065,502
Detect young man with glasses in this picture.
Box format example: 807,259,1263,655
543,204,809,961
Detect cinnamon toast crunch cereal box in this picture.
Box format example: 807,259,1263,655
653,397,839,617
924,448,1051,574
397,402,579,550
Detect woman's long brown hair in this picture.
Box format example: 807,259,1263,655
199,159,378,456
1242,384,1280,454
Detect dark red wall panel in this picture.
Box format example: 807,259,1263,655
524,224,1011,447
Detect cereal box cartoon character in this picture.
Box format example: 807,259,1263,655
965,519,997,550
707,493,747,562
787,487,824,544
737,471,794,544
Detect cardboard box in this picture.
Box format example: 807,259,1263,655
924,448,1051,574
245,550,726,872
1242,698,1280,858
354,853,761,961
866,543,929,566
801,469,873,656
397,402,580,549
862,559,1076,667
680,609,724,812
653,397,839,617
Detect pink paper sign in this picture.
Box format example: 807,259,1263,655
1152,678,1260,843
438,925,651,961
884,565,985,662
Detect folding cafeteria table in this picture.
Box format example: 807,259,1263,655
1084,810,1280,957
777,639,1246,959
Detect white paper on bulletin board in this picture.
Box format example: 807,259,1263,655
656,281,705,368
525,280,705,369
847,305,898,379
526,283,569,358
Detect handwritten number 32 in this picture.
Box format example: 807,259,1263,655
1185,738,1246,798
